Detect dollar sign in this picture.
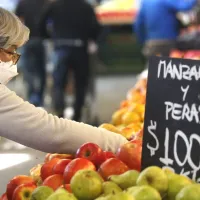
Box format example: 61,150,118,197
147,120,159,156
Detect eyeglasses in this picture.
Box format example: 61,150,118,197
0,48,21,65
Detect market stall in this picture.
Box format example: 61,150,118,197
93,0,144,74
170,4,200,59
2,2,200,197
2,57,200,199
95,0,138,25
94,1,200,74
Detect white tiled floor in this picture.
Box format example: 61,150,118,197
0,74,137,194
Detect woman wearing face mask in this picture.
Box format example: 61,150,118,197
0,7,128,154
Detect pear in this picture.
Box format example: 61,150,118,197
70,170,103,200
108,192,134,200
102,181,122,195
166,174,192,200
95,197,108,200
109,170,139,189
47,188,77,200
125,186,140,194
137,166,168,196
126,185,161,200
31,186,54,200
163,168,174,178
175,184,200,200
95,192,134,200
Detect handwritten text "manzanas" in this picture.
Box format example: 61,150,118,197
157,60,200,81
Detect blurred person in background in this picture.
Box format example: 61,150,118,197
15,0,48,107
134,0,197,60
39,0,101,121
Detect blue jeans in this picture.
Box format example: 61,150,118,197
52,45,89,121
19,38,46,106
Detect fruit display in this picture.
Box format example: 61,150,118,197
170,25,200,58
2,156,200,200
7,62,200,198
95,0,138,25
1,68,200,199
98,72,147,141
170,49,200,60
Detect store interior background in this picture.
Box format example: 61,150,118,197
0,0,200,194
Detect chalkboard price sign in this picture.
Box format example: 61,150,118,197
142,56,200,182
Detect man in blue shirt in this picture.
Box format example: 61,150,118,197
134,0,197,58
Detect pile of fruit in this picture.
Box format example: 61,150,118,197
1,70,148,200
99,76,147,141
2,149,200,200
1,136,143,200
170,49,200,60
3,70,200,200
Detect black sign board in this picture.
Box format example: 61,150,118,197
142,56,200,182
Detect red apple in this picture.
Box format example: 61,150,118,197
98,158,129,180
116,140,142,171
1,193,8,200
43,174,64,191
63,158,96,184
52,159,72,175
100,151,116,165
40,158,60,181
76,143,104,167
6,176,35,200
12,183,36,200
103,151,116,160
184,50,200,60
60,184,72,193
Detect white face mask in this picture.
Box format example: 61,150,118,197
0,61,18,85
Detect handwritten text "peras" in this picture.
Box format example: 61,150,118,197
157,60,200,81
165,102,200,124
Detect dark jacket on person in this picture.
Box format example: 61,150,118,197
39,0,101,43
15,0,48,38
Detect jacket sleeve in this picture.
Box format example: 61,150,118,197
134,3,145,44
165,0,197,11
0,85,128,154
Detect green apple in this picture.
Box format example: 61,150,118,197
166,174,192,200
136,166,168,196
47,188,77,200
175,184,200,200
109,170,139,189
31,186,54,200
70,170,103,200
126,185,161,200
